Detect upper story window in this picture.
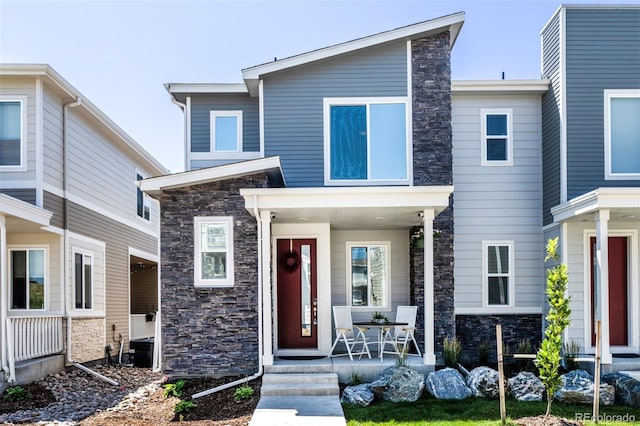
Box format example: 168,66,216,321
347,242,390,310
136,173,150,221
210,111,243,152
74,252,93,310
604,90,640,180
324,98,409,185
483,241,513,307
194,216,234,287
481,109,513,166
9,248,46,310
0,98,26,169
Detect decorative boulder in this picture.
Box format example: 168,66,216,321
341,384,374,407
602,373,640,408
370,366,424,403
425,368,472,400
466,366,500,398
555,370,614,405
508,372,545,401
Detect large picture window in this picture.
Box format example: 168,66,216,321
483,242,513,306
0,98,25,168
74,252,93,310
325,98,409,184
347,242,389,309
194,216,234,287
210,111,243,153
481,109,513,166
605,90,640,179
9,248,46,310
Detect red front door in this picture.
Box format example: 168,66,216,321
591,236,628,346
277,239,317,349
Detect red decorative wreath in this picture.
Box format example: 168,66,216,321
280,250,300,273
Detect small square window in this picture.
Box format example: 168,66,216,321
194,216,234,287
210,111,243,153
604,90,640,179
481,110,513,166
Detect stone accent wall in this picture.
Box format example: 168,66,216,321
456,314,543,364
160,173,269,378
71,317,105,362
409,32,454,359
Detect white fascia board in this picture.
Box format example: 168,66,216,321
551,187,640,222
241,12,465,96
164,83,248,94
241,185,453,210
140,156,283,198
452,80,550,95
0,194,52,226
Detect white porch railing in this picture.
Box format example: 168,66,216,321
6,316,64,382
130,314,155,340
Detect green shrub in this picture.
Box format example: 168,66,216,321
233,385,254,402
163,379,185,398
350,372,364,385
174,399,196,414
562,340,582,371
443,336,461,368
3,385,31,401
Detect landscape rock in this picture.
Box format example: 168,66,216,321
508,371,545,401
602,373,640,408
466,366,500,398
555,369,614,405
370,366,424,403
341,383,374,407
425,368,471,400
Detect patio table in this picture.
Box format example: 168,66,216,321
353,321,408,362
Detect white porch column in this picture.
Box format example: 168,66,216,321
595,209,612,364
260,210,274,365
422,209,436,365
0,215,7,375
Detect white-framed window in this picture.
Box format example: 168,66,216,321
481,109,513,166
483,241,514,306
194,216,234,287
9,247,47,310
0,97,27,170
604,90,640,180
74,251,93,310
136,172,151,221
346,242,390,310
210,111,243,153
324,97,410,185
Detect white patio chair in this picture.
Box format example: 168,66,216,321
330,306,371,361
381,306,422,358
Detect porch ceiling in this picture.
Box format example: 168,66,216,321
551,187,640,224
241,186,453,229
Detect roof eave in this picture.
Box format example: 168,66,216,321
452,79,550,95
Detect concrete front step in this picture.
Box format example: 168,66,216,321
265,363,333,374
262,373,337,386
261,372,339,397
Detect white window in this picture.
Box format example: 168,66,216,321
324,98,410,185
74,252,93,310
136,173,151,221
9,248,46,310
194,216,234,287
0,97,27,170
346,242,390,309
481,109,513,166
210,111,243,152
483,241,513,306
604,90,640,180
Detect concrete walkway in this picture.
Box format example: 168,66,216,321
249,395,346,426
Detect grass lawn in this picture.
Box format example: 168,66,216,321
342,395,640,426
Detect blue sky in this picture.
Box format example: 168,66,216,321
1,0,635,173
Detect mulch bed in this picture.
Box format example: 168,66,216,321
0,382,56,413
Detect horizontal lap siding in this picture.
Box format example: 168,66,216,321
452,95,544,310
1,188,36,205
565,8,640,198
264,41,407,187
43,86,64,190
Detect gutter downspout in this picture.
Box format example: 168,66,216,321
169,96,188,172
62,98,118,386
192,195,264,399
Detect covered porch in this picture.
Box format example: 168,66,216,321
241,185,453,368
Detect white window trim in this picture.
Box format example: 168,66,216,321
0,96,28,171
345,241,392,312
7,245,48,312
482,240,514,308
481,109,513,167
194,216,234,288
323,97,411,186
209,110,243,156
72,249,94,312
136,170,151,222
604,89,640,180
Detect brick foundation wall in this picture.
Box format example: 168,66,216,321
160,173,269,377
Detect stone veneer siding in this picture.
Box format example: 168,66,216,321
409,32,454,359
71,318,105,362
456,314,542,364
160,173,269,377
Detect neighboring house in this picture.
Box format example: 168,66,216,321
141,11,553,378
541,5,640,366
0,64,167,384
